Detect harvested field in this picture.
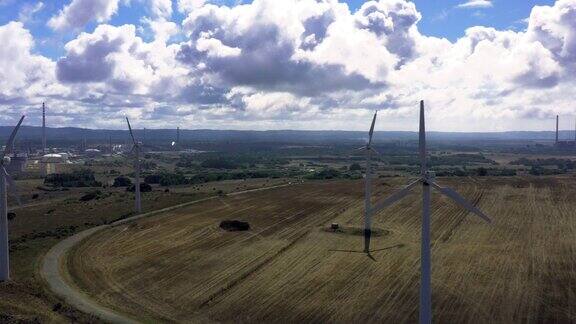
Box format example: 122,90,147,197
68,176,576,323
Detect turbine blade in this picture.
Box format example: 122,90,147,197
3,167,20,206
430,182,491,223
419,100,426,175
368,111,377,146
369,147,380,156
126,117,137,145
3,115,25,159
372,179,420,214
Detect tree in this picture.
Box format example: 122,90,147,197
476,167,488,176
44,169,101,187
349,163,362,171
113,176,132,187
127,183,152,193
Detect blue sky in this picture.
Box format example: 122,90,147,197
0,0,557,60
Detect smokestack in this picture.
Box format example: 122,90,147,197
556,115,559,144
42,102,46,154
177,127,180,145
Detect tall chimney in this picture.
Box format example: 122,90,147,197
42,102,46,154
177,127,180,145
556,115,559,144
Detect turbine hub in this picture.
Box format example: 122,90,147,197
424,171,436,182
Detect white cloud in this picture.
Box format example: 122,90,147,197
456,0,493,9
57,23,188,99
18,2,45,24
48,0,121,31
3,0,576,131
149,0,173,19
0,22,64,104
177,0,204,14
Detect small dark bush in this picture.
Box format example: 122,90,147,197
127,183,152,192
113,176,132,187
7,212,16,221
32,193,39,199
79,190,102,202
44,169,101,188
220,220,250,231
52,303,62,312
349,163,362,171
164,188,170,193
144,174,161,184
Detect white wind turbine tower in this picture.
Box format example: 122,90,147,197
365,101,491,323
1,116,25,281
359,111,378,253
126,117,142,214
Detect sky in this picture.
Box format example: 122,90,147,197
0,0,574,132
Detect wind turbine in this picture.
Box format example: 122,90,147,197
1,116,25,281
366,101,491,323
171,126,180,149
359,111,378,253
126,117,142,214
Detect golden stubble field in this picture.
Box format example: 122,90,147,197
68,176,576,323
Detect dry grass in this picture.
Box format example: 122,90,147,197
68,176,576,323
0,177,289,322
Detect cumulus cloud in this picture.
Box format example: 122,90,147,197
3,0,576,130
56,23,189,105
0,22,62,104
178,0,391,96
149,0,173,19
354,0,421,61
178,0,205,14
48,0,121,31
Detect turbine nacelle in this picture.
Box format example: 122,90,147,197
423,171,435,183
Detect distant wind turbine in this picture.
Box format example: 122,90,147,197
358,111,379,253
0,116,25,281
365,101,492,323
126,117,142,214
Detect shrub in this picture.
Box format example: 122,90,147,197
349,163,362,171
159,173,188,186
144,174,161,184
306,168,341,180
79,190,102,202
127,183,152,192
7,212,15,221
476,167,488,176
113,176,132,187
44,169,101,188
